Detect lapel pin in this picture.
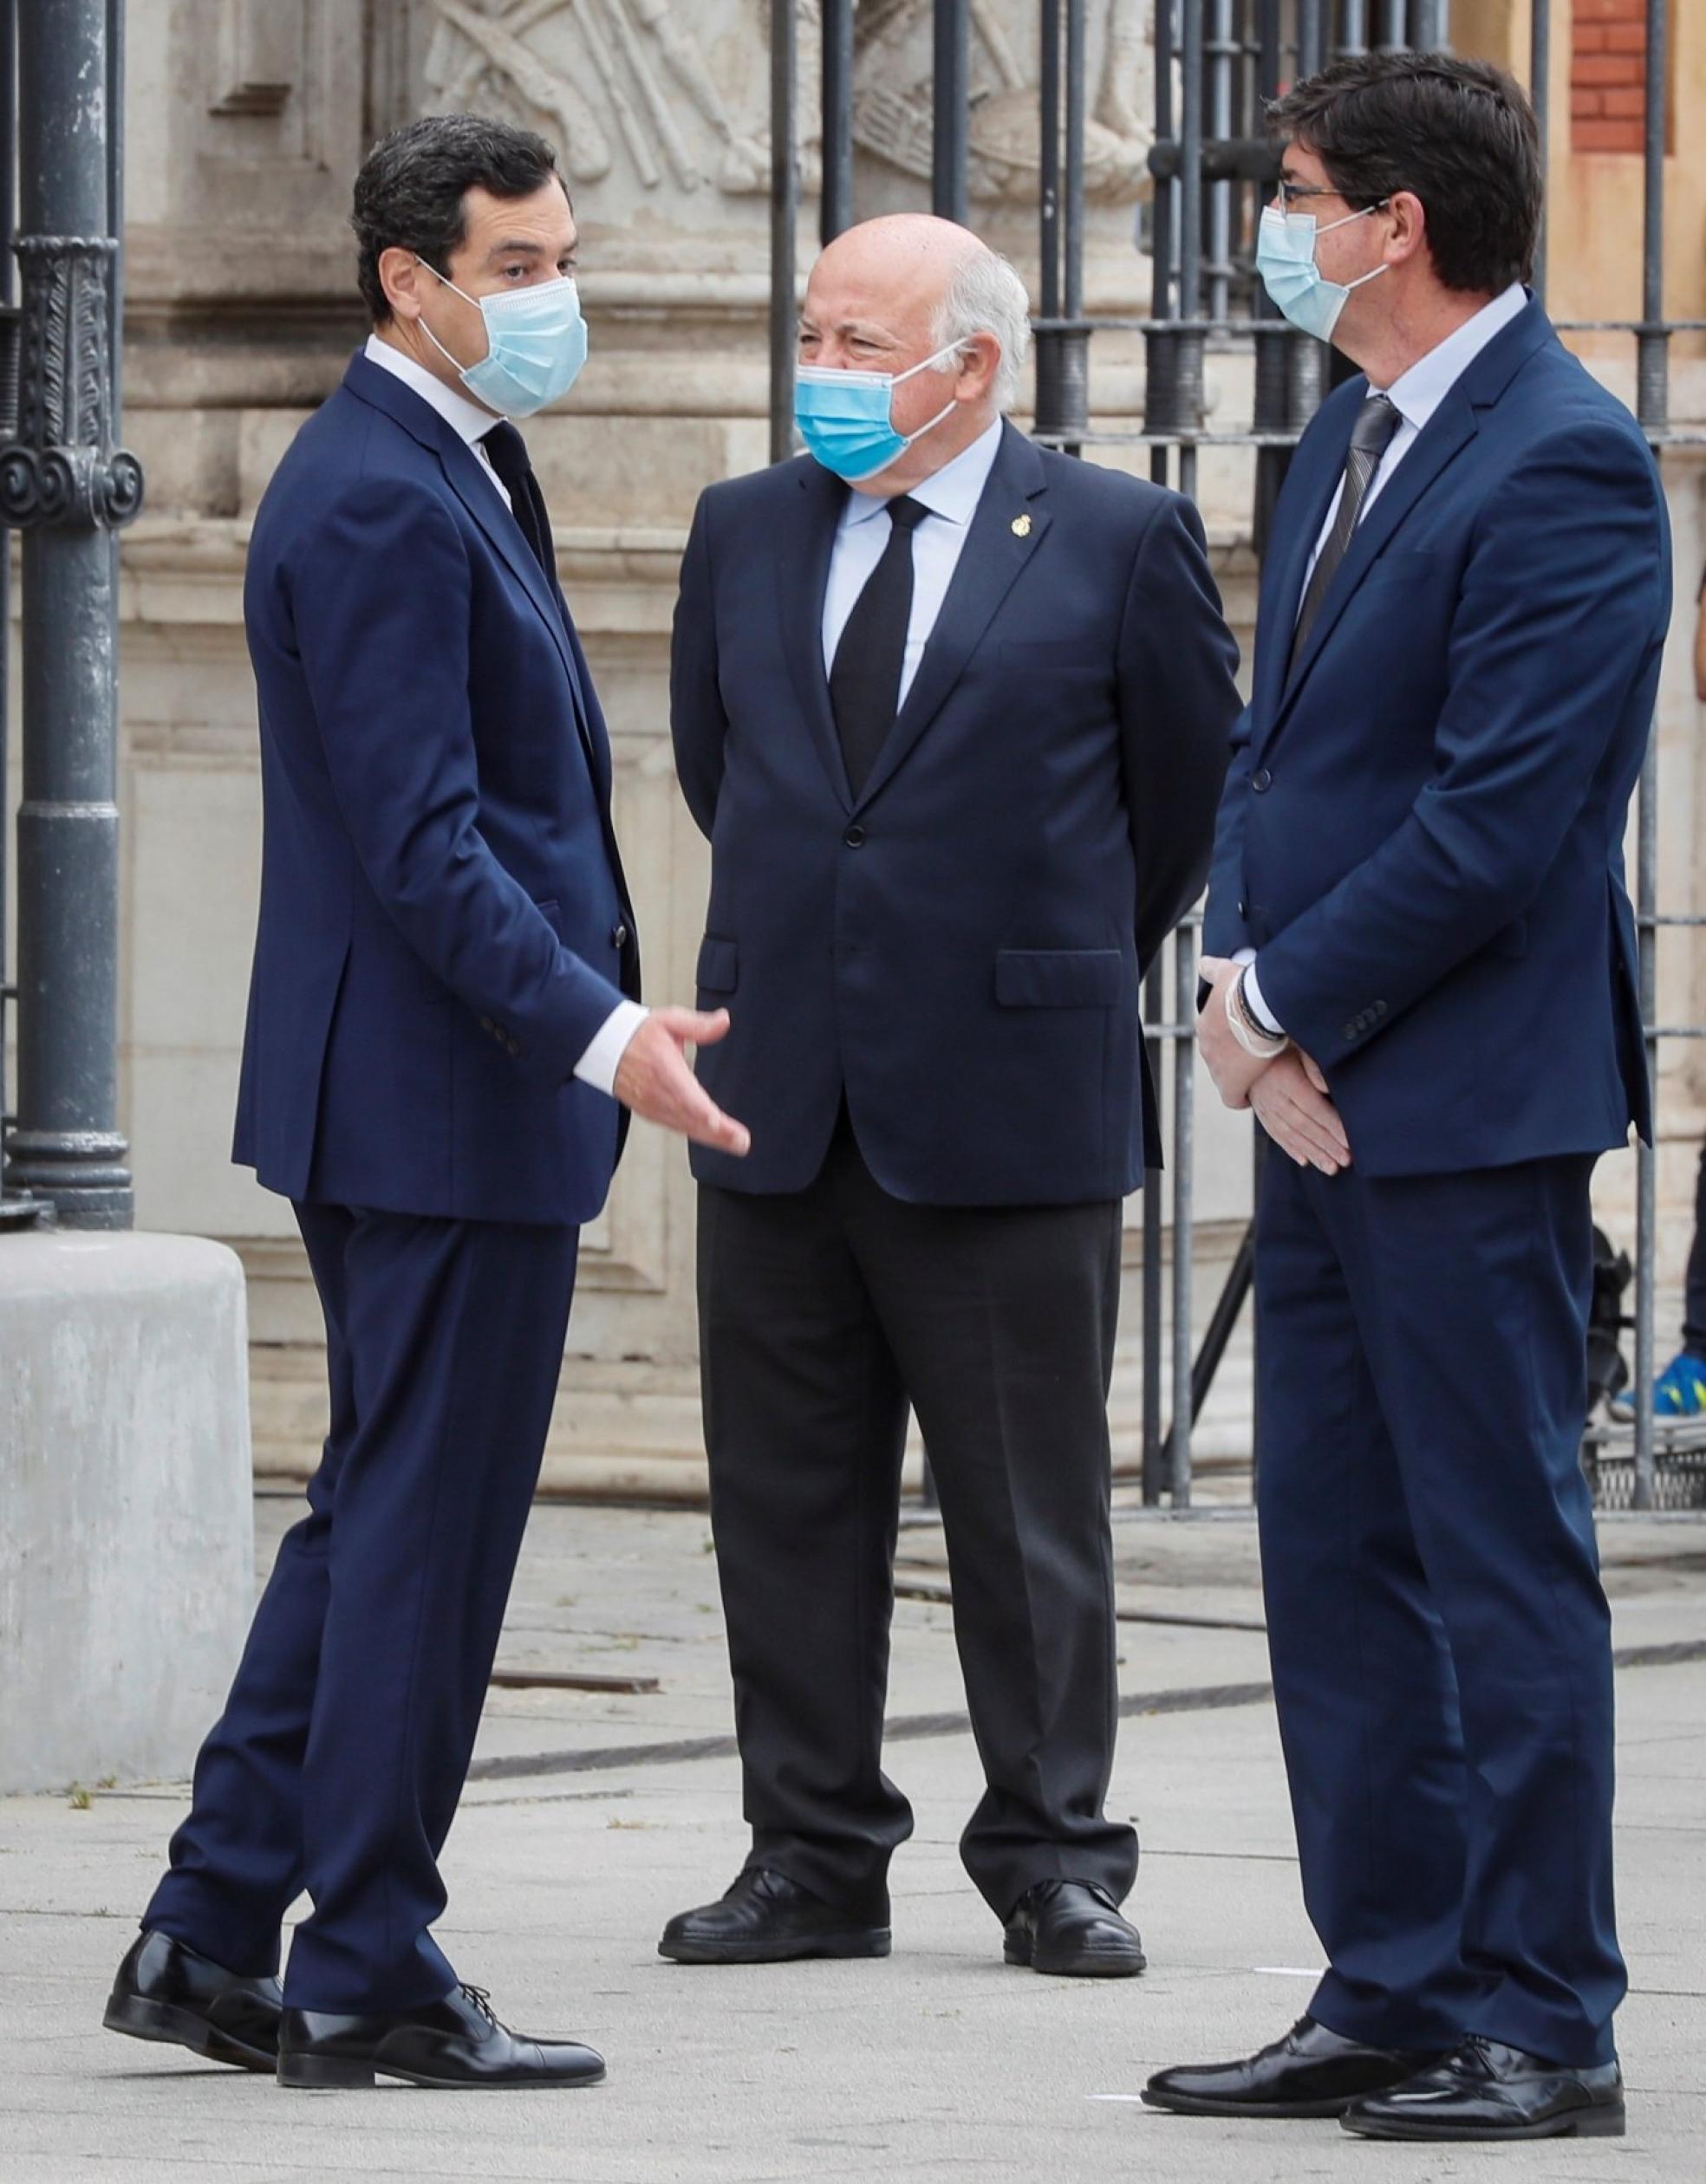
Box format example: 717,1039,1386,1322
1011,513,1032,537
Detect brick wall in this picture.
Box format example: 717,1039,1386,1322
1571,0,1652,155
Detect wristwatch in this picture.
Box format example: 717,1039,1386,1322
1226,965,1291,1061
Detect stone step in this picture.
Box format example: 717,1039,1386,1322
249,1336,1256,1501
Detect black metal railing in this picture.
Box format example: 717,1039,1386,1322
0,0,28,1232
764,0,1703,1511
0,0,140,1233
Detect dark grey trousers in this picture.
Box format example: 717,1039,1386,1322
697,1111,1138,1922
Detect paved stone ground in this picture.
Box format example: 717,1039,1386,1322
3,1496,1703,2182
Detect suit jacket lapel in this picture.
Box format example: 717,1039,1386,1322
343,354,602,788
1251,420,1348,740
1262,298,1556,748
853,422,1052,813
778,457,854,809
1270,400,1478,731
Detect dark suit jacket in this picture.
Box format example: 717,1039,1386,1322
670,420,1240,1206
232,351,640,1225
1203,298,1670,1177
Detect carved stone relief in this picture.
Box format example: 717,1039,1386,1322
418,0,1156,219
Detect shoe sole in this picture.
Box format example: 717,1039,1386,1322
103,1992,275,2073
657,1928,891,1966
1141,2089,1356,2119
1341,2106,1625,2142
1003,1934,1147,1979
277,2053,607,2091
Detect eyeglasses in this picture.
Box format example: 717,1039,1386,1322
1273,179,1390,213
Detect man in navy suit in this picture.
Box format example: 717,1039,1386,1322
103,114,746,2092
661,216,1240,1977
1144,56,1669,2142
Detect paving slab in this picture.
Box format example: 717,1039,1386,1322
3,1497,1703,2183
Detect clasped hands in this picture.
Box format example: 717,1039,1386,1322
1196,956,1351,1177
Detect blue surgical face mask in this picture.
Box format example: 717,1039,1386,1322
793,342,962,482
416,259,589,419
1256,202,1389,343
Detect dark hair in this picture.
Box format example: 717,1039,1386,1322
351,113,568,325
1267,52,1541,295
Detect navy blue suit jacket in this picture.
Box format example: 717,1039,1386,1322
1205,300,1669,1175
671,421,1240,1205
232,352,640,1225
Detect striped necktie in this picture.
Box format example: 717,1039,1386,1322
1289,393,1403,673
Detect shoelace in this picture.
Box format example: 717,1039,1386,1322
459,1983,499,2025
1449,2034,1501,2079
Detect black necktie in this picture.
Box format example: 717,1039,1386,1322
481,419,556,583
1289,392,1403,672
830,494,929,799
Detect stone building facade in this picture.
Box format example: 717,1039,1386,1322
13,0,1703,1492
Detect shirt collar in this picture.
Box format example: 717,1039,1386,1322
1377,283,1528,435
842,414,1006,529
364,331,499,449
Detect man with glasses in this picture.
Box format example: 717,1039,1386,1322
1146,54,1669,2142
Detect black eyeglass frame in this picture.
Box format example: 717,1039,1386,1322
1273,178,1394,214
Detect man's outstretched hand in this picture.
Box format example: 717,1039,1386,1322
614,1008,751,1157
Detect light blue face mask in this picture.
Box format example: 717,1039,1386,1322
1255,202,1389,343
416,259,589,419
793,342,961,482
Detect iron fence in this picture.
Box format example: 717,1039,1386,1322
767,0,1703,1510
0,2,1695,1495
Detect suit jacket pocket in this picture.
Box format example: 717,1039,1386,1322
534,895,565,938
995,947,1123,1008
696,934,739,993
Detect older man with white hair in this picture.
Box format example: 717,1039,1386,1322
661,215,1240,1976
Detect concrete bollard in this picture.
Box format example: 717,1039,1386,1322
0,1231,253,1794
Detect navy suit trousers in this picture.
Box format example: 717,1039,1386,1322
145,1204,577,2012
1254,1150,1624,2067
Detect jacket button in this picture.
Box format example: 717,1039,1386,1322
1236,900,1247,920
479,1015,494,1032
843,824,866,848
611,922,628,950
1342,1023,1358,1043
1251,769,1273,794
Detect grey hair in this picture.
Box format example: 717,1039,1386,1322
930,246,1032,411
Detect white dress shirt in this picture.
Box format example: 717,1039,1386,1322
363,333,512,510
361,335,647,1092
1244,283,1529,1036
821,415,1006,702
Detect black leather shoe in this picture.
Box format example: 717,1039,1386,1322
1341,2035,1625,2140
1003,1881,1146,1977
1143,2016,1441,2118
658,1868,890,1965
276,1983,604,2090
103,1929,283,2072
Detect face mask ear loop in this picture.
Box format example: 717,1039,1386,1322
893,341,967,449
411,257,484,376
904,395,960,450
890,338,967,389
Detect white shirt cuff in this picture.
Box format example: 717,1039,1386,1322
1240,959,1284,1037
573,999,649,1096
